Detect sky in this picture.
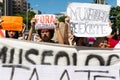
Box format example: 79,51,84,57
28,0,117,14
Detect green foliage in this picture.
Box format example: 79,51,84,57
15,11,36,29
58,16,66,22
110,6,120,35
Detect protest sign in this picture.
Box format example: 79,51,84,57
0,65,120,80
0,38,120,66
35,14,56,29
67,3,112,37
117,0,120,6
1,16,23,31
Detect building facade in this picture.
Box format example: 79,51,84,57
0,0,3,16
12,0,29,15
94,0,106,4
2,0,30,15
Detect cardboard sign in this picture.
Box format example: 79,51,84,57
67,3,112,37
117,0,120,6
35,14,56,29
1,16,23,31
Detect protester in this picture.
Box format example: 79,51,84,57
5,25,27,39
27,18,64,44
68,35,90,46
107,27,119,48
68,34,75,45
88,37,96,46
52,16,72,45
0,17,26,39
0,18,19,39
18,23,27,40
92,37,110,48
33,32,41,42
5,30,19,39
27,18,35,41
75,37,90,46
64,16,73,45
91,27,118,48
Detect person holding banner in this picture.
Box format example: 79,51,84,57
5,23,26,39
18,23,27,40
92,37,110,48
91,27,120,48
5,30,19,39
64,16,73,45
28,18,64,44
68,35,90,46
107,27,119,48
33,32,41,42
0,18,19,39
0,16,26,39
53,16,72,45
0,19,5,38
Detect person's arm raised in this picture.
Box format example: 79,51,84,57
0,18,3,28
27,18,35,40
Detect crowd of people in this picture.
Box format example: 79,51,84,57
0,16,120,48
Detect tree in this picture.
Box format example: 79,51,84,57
58,16,66,22
110,6,120,36
15,11,36,29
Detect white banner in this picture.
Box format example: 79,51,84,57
0,38,120,66
35,14,56,29
67,3,112,37
117,0,120,6
0,65,120,80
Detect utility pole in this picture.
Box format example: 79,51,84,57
4,0,9,15
4,0,6,15
26,0,28,30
